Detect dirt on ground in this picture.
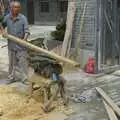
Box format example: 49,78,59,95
0,85,73,120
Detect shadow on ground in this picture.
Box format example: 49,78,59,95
0,70,8,79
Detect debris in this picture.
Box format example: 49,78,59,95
71,89,97,103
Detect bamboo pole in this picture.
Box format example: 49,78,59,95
5,34,79,66
103,100,118,120
61,1,76,57
96,87,120,117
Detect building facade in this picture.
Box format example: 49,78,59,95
27,0,68,25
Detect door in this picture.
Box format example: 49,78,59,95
27,0,34,24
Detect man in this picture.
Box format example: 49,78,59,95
2,1,30,84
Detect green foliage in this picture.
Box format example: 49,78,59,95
51,22,66,41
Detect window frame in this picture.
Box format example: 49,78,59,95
39,0,50,13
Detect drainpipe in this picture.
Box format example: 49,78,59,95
112,0,117,65
96,0,103,73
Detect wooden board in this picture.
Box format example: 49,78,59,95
103,100,118,120
96,87,120,117
61,1,76,57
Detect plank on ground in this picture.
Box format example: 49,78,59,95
103,100,118,120
96,87,120,117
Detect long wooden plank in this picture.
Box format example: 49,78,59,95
103,100,118,120
96,87,120,117
5,34,79,66
61,1,76,57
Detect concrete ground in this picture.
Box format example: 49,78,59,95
64,70,120,120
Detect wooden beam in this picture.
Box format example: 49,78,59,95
5,34,79,67
103,100,118,120
96,87,120,117
61,1,76,57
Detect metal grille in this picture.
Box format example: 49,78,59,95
80,16,96,50
101,0,114,64
71,0,120,71
100,0,120,66
72,0,97,50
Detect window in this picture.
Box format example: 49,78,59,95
60,1,68,12
39,0,49,12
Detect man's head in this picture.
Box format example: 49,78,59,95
10,1,21,16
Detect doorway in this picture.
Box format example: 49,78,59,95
27,0,34,24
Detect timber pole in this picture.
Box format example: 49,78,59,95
5,34,79,67
96,87,120,117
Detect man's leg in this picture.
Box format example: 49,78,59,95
17,50,28,83
7,50,17,83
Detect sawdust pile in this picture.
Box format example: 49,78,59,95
0,85,47,120
0,85,73,120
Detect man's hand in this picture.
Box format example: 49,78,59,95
1,28,7,38
0,27,6,37
23,32,30,41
